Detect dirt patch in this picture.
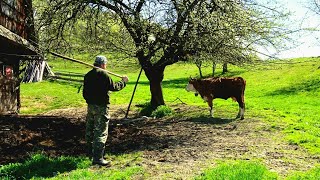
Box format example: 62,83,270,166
0,105,319,179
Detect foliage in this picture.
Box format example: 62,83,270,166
138,102,154,117
151,105,174,118
309,0,320,15
35,0,291,65
195,160,278,180
136,102,175,118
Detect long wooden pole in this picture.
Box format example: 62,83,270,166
49,51,123,78
124,67,143,119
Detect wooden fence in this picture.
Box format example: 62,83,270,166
49,71,84,83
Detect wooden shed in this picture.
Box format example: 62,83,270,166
0,0,41,114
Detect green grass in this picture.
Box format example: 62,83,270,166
47,166,143,180
0,153,144,180
196,161,320,180
21,57,320,153
20,81,85,114
17,56,320,178
0,154,90,179
151,105,174,118
286,165,320,180
195,160,278,180
239,58,320,154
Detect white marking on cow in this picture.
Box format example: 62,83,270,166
237,106,245,119
240,107,244,119
186,83,198,93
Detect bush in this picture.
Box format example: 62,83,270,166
138,103,174,118
151,105,174,118
138,102,153,116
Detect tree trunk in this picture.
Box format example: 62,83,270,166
195,59,203,78
144,66,165,109
197,65,203,78
222,63,228,74
212,61,216,76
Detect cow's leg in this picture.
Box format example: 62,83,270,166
208,100,214,117
236,98,245,120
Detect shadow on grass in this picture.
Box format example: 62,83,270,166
0,154,89,180
162,77,189,88
267,78,320,96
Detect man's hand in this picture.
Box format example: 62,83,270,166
122,76,129,83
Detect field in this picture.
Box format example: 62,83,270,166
0,56,320,179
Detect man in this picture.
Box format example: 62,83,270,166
83,55,128,166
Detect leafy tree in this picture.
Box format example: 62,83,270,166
309,0,320,14
308,0,320,44
36,0,291,108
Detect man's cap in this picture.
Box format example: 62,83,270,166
94,55,107,65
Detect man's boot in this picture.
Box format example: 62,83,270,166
92,158,111,166
92,146,111,166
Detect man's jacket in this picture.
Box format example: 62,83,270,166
83,68,126,106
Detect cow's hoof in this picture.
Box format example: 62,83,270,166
195,93,198,96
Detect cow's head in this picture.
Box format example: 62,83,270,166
186,77,199,96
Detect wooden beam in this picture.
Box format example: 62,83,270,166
50,51,124,78
0,25,39,55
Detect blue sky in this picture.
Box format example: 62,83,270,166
260,0,320,59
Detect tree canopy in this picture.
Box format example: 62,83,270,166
35,0,292,108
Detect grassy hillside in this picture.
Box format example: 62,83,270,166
21,57,320,153
14,56,320,179
240,58,320,154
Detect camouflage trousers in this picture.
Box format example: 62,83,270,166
85,104,110,160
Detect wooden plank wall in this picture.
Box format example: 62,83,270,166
0,0,29,39
0,60,19,114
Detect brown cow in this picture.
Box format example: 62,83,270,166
186,77,246,119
